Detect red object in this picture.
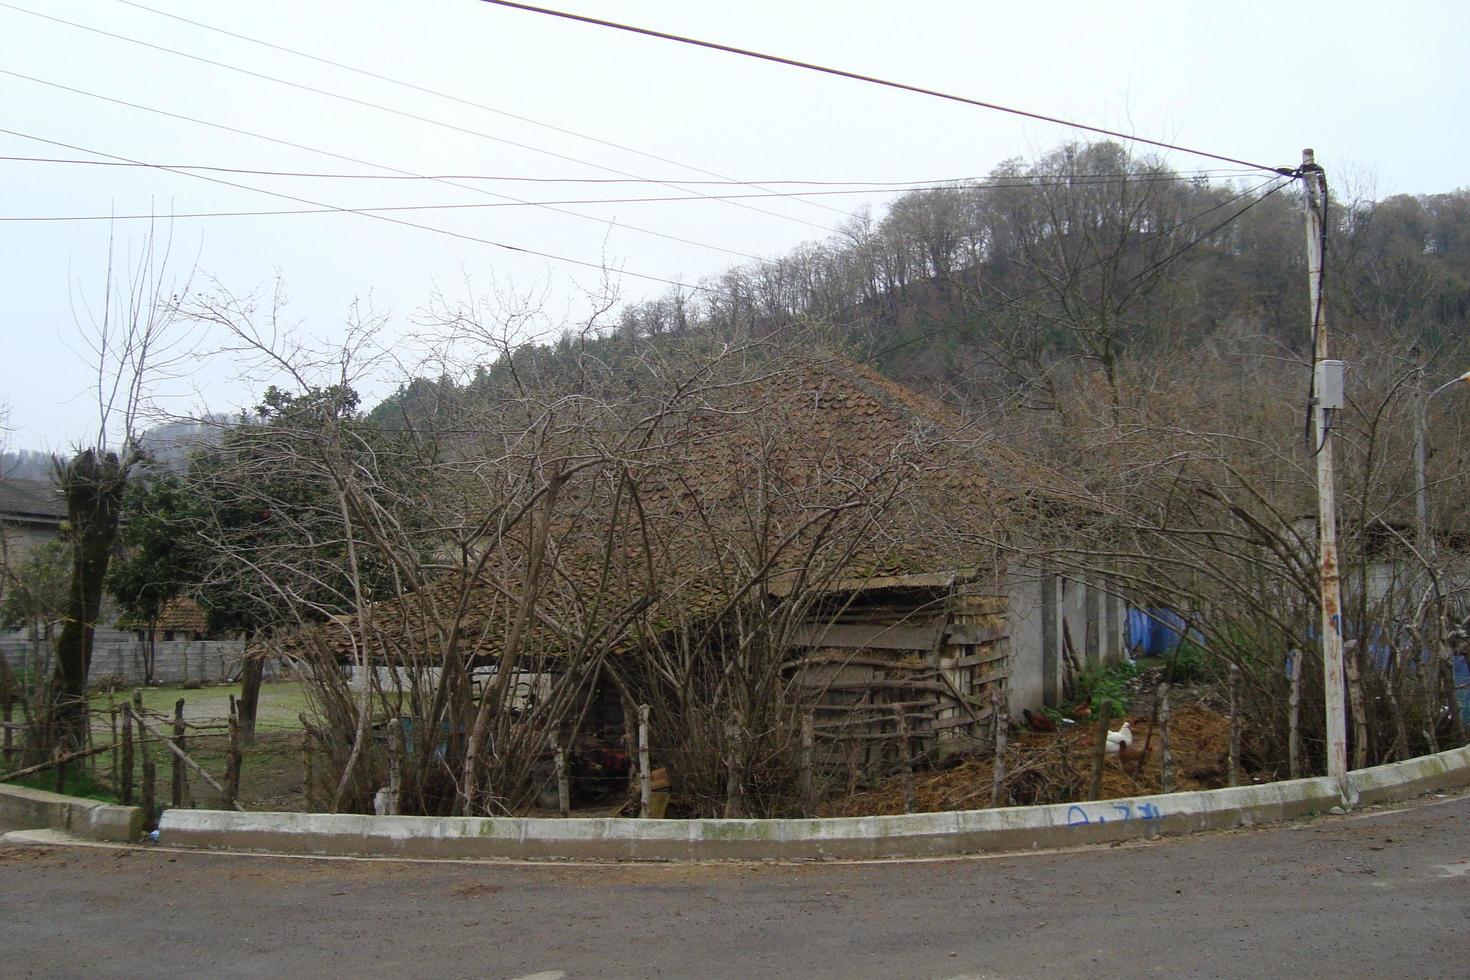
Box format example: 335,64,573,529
1023,708,1057,733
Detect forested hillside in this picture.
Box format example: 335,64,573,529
376,140,1468,426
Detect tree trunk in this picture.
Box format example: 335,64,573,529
237,639,263,744
145,621,157,686
49,449,128,752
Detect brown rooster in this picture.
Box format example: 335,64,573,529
1022,708,1058,733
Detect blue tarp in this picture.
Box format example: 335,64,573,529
1457,657,1470,719
1126,607,1203,658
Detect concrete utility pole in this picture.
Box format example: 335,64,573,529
1300,149,1349,787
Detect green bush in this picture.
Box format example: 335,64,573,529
1168,643,1211,685
1073,659,1139,715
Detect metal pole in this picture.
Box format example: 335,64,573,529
1301,149,1349,788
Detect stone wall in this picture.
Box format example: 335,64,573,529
0,637,246,686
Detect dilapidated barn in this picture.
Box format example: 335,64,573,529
281,348,1128,813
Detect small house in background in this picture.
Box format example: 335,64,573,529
117,597,212,644
0,478,64,566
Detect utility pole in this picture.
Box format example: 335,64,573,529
1300,148,1349,788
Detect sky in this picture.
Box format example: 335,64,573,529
3,0,1467,452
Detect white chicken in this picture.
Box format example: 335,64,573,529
1104,721,1134,754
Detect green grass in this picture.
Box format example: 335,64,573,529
88,680,313,733
12,768,121,805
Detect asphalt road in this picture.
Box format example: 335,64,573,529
2,795,1467,979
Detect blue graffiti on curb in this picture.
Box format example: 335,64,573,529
1066,800,1165,827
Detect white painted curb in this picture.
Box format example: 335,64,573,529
158,744,1470,862
0,784,145,843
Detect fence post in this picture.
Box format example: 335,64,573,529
141,741,156,829
1287,650,1302,780
1228,663,1242,787
799,712,815,817
1089,701,1112,800
723,715,744,818
171,699,186,808
990,686,1008,808
300,722,315,812
133,689,155,825
1159,682,1173,794
108,705,119,792
894,704,916,814
1,679,11,770
223,695,243,809
120,702,135,805
387,717,403,816
638,704,651,819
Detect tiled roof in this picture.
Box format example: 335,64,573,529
280,353,1001,664
115,597,210,634
0,478,64,522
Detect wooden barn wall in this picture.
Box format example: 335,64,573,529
786,587,1010,777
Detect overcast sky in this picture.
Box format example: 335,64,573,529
3,0,1467,452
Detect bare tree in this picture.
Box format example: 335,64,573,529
38,227,194,754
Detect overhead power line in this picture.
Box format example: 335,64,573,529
5,0,837,231
476,0,1288,175
0,173,1257,222
112,0,850,223
0,68,770,263
0,128,721,294
0,152,1259,186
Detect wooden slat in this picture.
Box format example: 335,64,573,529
792,679,950,694
789,622,940,651
941,648,1010,670
813,712,934,732
972,668,1009,687
944,623,1008,645
932,710,994,730
810,698,935,713
792,654,935,671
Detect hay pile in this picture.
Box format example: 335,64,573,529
829,701,1231,817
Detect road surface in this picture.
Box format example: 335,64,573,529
2,794,1467,979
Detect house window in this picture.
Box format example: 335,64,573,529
164,630,177,642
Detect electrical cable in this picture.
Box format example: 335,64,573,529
112,0,854,223
0,164,1271,222
0,129,722,294
0,152,1259,186
476,0,1288,175
0,69,771,263
111,0,858,224
5,1,838,232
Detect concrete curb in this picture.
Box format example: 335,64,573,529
159,744,1470,863
0,784,145,843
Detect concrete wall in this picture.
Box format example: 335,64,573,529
1008,570,1127,711
155,744,1470,862
0,637,246,685
0,784,144,842
1005,564,1048,715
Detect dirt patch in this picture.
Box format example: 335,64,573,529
831,701,1233,816
451,881,504,897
